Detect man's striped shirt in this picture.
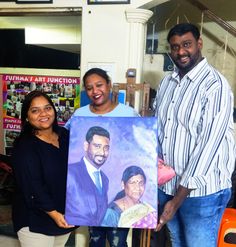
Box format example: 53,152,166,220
154,58,235,197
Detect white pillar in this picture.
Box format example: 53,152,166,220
125,8,153,110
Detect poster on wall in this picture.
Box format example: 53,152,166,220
65,116,158,228
2,74,80,155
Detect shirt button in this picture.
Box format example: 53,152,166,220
165,136,167,139
168,118,170,120
163,153,166,156
172,101,174,103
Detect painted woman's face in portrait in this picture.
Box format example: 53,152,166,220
124,174,146,203
27,96,55,131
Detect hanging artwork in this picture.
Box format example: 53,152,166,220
16,0,52,3
65,116,158,228
88,0,130,4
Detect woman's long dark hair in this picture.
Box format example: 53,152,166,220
14,90,58,146
114,165,146,201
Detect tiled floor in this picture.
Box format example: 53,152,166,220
0,233,75,247
0,204,19,247
0,204,75,247
0,235,20,247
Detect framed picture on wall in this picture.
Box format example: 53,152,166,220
88,0,130,4
16,0,52,3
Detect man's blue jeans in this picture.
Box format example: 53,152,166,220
158,188,231,247
89,227,128,247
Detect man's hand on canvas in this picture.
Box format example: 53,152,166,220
156,185,192,231
156,199,177,231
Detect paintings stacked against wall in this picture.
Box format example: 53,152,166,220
2,74,80,155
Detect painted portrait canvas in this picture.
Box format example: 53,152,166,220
65,116,158,229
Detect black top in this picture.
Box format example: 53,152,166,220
11,127,73,235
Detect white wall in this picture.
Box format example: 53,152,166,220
80,5,131,83
0,0,163,83
0,0,157,154
78,0,168,83
0,0,235,92
143,53,167,89
0,0,235,96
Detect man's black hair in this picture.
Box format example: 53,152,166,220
86,126,110,143
167,23,200,43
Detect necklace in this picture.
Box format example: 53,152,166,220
122,198,141,212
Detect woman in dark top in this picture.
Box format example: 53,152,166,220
12,91,75,247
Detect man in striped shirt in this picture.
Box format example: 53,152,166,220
154,23,235,247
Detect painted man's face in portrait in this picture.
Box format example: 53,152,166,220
84,134,110,169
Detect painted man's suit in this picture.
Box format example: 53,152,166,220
65,158,109,226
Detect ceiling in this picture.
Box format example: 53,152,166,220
147,0,236,53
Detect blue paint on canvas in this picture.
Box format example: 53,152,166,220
66,116,158,228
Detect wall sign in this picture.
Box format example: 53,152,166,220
2,73,80,155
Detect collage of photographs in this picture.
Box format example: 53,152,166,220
2,75,80,155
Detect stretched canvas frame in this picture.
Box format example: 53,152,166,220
65,116,158,228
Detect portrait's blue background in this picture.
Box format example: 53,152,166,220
68,116,158,209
